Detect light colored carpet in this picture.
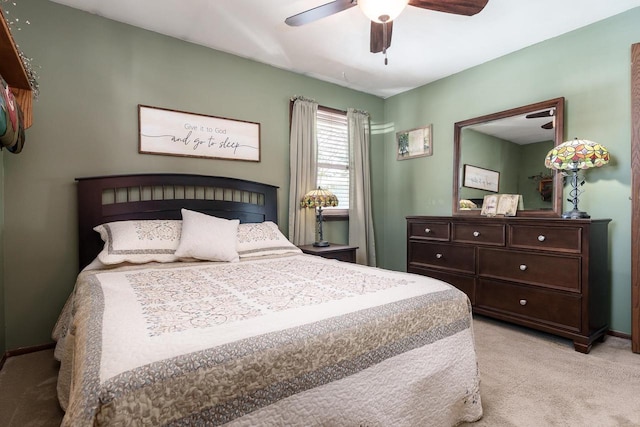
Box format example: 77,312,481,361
463,316,640,427
0,348,63,426
0,316,638,426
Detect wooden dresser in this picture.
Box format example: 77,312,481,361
406,216,611,353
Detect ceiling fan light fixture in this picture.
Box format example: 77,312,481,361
358,0,409,23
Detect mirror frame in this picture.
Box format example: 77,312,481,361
453,97,565,217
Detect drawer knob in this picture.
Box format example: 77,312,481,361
424,228,431,234
519,264,527,271
538,235,546,242
473,231,480,237
436,253,443,259
519,299,528,306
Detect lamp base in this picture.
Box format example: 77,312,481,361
562,209,590,219
313,240,330,247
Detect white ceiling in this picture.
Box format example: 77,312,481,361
49,0,640,98
471,107,555,145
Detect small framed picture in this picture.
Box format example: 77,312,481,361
481,194,521,217
481,195,499,216
497,194,520,217
396,125,433,160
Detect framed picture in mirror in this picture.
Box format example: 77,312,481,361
463,164,499,192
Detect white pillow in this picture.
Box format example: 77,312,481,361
175,209,240,262
94,220,182,265
237,221,302,259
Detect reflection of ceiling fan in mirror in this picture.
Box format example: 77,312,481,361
526,109,556,130
285,0,489,64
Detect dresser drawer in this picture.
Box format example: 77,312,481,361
408,242,475,274
478,248,580,291
408,266,476,304
510,225,582,253
476,279,581,331
452,223,505,246
408,220,450,241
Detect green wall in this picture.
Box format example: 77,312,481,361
459,129,520,200
2,1,639,349
1,0,384,349
380,8,640,334
519,141,554,210
459,133,554,211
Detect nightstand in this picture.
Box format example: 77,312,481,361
298,243,358,263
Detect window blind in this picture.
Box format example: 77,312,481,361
317,108,349,209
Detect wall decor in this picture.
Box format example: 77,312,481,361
396,124,432,160
138,105,260,162
481,194,521,217
0,74,26,153
463,164,499,192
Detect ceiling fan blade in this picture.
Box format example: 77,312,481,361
285,0,356,26
526,110,554,119
541,121,554,130
370,21,393,53
408,0,489,16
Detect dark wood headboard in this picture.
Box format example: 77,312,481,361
76,173,279,270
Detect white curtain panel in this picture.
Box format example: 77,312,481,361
347,108,377,267
288,98,318,245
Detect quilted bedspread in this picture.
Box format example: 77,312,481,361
53,254,482,426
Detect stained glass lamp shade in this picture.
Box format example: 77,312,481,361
545,138,610,219
301,187,339,247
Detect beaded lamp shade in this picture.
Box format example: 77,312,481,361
544,138,610,219
301,187,338,247
301,187,339,209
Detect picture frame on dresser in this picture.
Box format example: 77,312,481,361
481,194,521,217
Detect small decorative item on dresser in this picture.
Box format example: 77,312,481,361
301,187,339,247
481,194,522,217
545,138,610,219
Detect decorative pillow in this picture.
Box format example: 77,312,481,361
175,209,240,262
237,221,302,259
94,220,182,265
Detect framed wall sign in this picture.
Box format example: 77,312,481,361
138,105,261,162
396,125,432,160
463,164,500,192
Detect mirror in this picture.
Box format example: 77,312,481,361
453,97,565,217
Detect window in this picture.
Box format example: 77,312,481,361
316,107,349,211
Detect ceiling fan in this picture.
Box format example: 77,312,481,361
285,0,489,64
526,109,555,130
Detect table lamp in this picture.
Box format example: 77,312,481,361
301,187,339,247
544,138,609,219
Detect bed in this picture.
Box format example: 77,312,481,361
53,173,483,426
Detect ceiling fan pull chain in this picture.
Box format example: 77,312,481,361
383,20,389,65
